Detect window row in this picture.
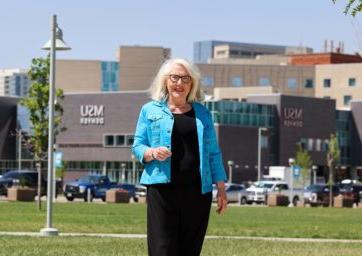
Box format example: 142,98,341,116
299,138,329,152
201,76,314,88
323,78,358,88
211,112,274,128
103,134,134,147
205,101,274,115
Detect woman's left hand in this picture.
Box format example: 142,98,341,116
216,182,227,215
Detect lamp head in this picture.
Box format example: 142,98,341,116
42,27,71,51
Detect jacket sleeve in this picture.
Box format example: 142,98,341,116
132,106,150,164
207,111,227,183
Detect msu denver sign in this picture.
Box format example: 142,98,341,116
283,107,303,128
80,105,104,125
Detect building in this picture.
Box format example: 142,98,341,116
193,40,312,63
56,46,170,93
315,63,362,109
53,91,362,183
0,97,18,160
56,60,119,93
0,69,30,97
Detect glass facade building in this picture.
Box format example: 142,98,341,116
101,61,119,91
204,100,275,128
336,110,352,165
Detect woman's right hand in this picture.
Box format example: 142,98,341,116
145,147,172,162
152,146,172,161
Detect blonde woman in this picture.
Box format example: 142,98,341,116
132,58,227,256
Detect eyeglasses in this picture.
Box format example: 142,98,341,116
168,74,192,84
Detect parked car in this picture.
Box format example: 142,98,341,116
134,185,147,202
212,183,248,204
303,184,340,206
63,174,138,202
339,183,362,205
0,170,46,196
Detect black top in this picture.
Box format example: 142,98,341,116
170,108,201,187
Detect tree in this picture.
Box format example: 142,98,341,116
326,133,341,207
20,56,66,210
295,143,313,189
333,0,362,16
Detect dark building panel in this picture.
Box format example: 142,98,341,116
351,102,362,166
0,97,18,159
216,125,271,183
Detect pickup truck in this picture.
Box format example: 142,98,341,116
246,180,303,206
63,174,135,202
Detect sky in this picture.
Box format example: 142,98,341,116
1,0,362,69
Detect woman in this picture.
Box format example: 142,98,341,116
132,58,227,256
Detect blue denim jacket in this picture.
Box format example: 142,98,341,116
132,100,226,194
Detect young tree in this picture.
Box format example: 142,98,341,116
295,143,313,189
20,56,66,210
326,133,341,207
333,0,362,16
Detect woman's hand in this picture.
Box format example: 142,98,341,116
216,182,227,214
144,147,172,162
152,146,172,161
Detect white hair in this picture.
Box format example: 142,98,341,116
149,58,204,103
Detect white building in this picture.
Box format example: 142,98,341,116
0,69,30,97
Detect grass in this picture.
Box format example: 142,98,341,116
1,202,362,239
1,236,362,256
2,202,362,255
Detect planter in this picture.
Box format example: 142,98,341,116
334,195,353,208
7,187,36,202
106,189,130,203
267,193,289,207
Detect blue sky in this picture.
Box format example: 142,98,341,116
1,0,361,69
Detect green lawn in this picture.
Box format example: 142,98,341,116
1,236,362,256
1,202,362,239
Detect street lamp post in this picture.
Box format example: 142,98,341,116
257,127,268,181
227,160,234,184
40,14,71,237
288,158,295,207
312,165,318,184
131,154,136,184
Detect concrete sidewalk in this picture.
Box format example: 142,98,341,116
1,231,362,243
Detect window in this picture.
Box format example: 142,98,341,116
299,138,307,150
348,78,356,87
287,78,297,89
304,79,314,88
231,76,243,87
323,79,331,88
316,139,322,151
259,77,270,87
126,135,134,146
201,76,214,87
344,95,352,106
261,135,268,149
308,139,314,151
115,135,125,146
104,135,114,146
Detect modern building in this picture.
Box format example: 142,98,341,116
56,46,170,93
315,63,362,109
52,91,362,184
56,60,119,93
0,69,30,97
197,64,315,97
0,97,18,160
193,40,312,63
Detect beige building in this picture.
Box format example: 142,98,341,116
315,63,362,109
197,64,315,98
56,60,102,93
117,46,171,91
